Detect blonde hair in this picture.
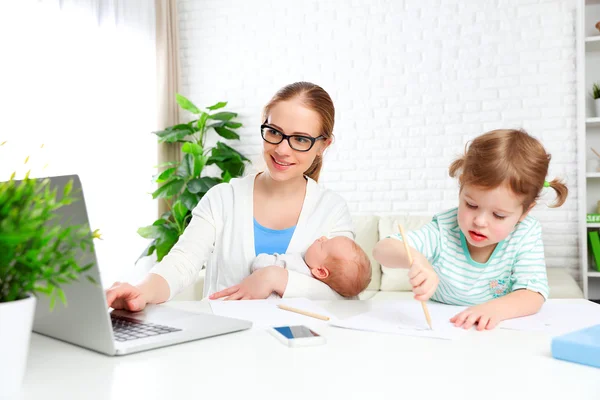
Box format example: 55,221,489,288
262,82,335,182
322,240,371,297
449,129,568,209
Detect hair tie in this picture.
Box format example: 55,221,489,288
543,180,551,188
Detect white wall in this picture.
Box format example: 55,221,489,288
177,0,579,278
0,1,157,286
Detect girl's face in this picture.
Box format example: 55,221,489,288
262,99,329,182
457,184,531,250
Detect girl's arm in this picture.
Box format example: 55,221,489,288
373,238,431,269
373,235,439,302
451,289,544,330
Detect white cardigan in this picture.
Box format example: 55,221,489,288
150,173,355,301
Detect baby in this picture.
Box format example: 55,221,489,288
252,236,371,297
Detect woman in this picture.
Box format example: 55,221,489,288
106,82,354,311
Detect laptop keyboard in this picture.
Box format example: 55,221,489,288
111,314,182,342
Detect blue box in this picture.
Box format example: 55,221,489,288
551,324,600,368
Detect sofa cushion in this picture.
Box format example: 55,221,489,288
546,268,583,299
352,215,381,292
378,215,434,291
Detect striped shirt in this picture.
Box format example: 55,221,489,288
390,208,549,306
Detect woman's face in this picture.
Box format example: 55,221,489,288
262,99,329,182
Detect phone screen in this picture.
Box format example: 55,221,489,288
273,325,320,339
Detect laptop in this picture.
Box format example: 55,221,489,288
32,174,252,356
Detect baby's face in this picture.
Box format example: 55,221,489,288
304,236,353,271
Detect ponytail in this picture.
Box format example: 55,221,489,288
449,157,465,179
304,155,323,182
547,178,568,208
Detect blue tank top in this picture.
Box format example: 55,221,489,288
253,218,296,255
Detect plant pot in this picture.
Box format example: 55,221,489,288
0,295,36,398
595,98,600,118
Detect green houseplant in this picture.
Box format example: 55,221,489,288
592,82,600,118
138,94,250,261
0,142,99,397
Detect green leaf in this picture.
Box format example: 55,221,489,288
187,177,221,194
214,142,250,161
155,229,179,261
152,219,168,226
137,225,164,239
176,154,195,179
152,179,185,199
197,112,209,133
154,125,193,143
222,170,233,183
207,101,227,110
172,201,188,228
154,167,177,183
56,287,67,306
145,244,156,257
63,179,73,197
49,292,56,311
209,112,237,121
214,127,240,140
153,161,179,169
193,154,207,177
181,142,203,156
176,93,200,114
179,190,200,211
225,121,243,129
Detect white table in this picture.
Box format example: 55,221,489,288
20,300,600,400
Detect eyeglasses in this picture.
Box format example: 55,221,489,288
260,124,325,152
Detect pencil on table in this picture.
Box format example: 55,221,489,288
277,304,330,321
398,224,433,330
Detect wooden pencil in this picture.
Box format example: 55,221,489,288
277,304,330,321
398,224,433,330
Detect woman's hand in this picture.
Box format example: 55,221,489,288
209,266,287,300
105,282,149,311
408,258,439,301
450,302,502,330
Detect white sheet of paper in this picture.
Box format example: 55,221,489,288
209,298,334,328
331,301,469,340
499,300,600,335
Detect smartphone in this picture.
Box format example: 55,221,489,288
268,325,326,347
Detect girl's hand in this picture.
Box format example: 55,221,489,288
209,267,283,300
408,258,439,301
450,302,502,330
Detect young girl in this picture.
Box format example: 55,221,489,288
373,129,568,331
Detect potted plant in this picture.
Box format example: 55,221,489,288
592,82,600,118
137,94,250,262
0,143,98,398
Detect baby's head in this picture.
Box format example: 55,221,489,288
449,129,568,248
304,236,371,297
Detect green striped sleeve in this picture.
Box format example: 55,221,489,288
510,220,549,299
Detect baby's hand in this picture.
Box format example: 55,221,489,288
407,258,439,301
450,303,501,330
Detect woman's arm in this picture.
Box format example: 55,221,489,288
147,188,220,301
283,270,346,300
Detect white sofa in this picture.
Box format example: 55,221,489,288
171,214,584,301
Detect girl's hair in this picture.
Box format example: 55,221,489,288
449,129,568,209
262,82,335,182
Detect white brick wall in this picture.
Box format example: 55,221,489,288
177,0,579,279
